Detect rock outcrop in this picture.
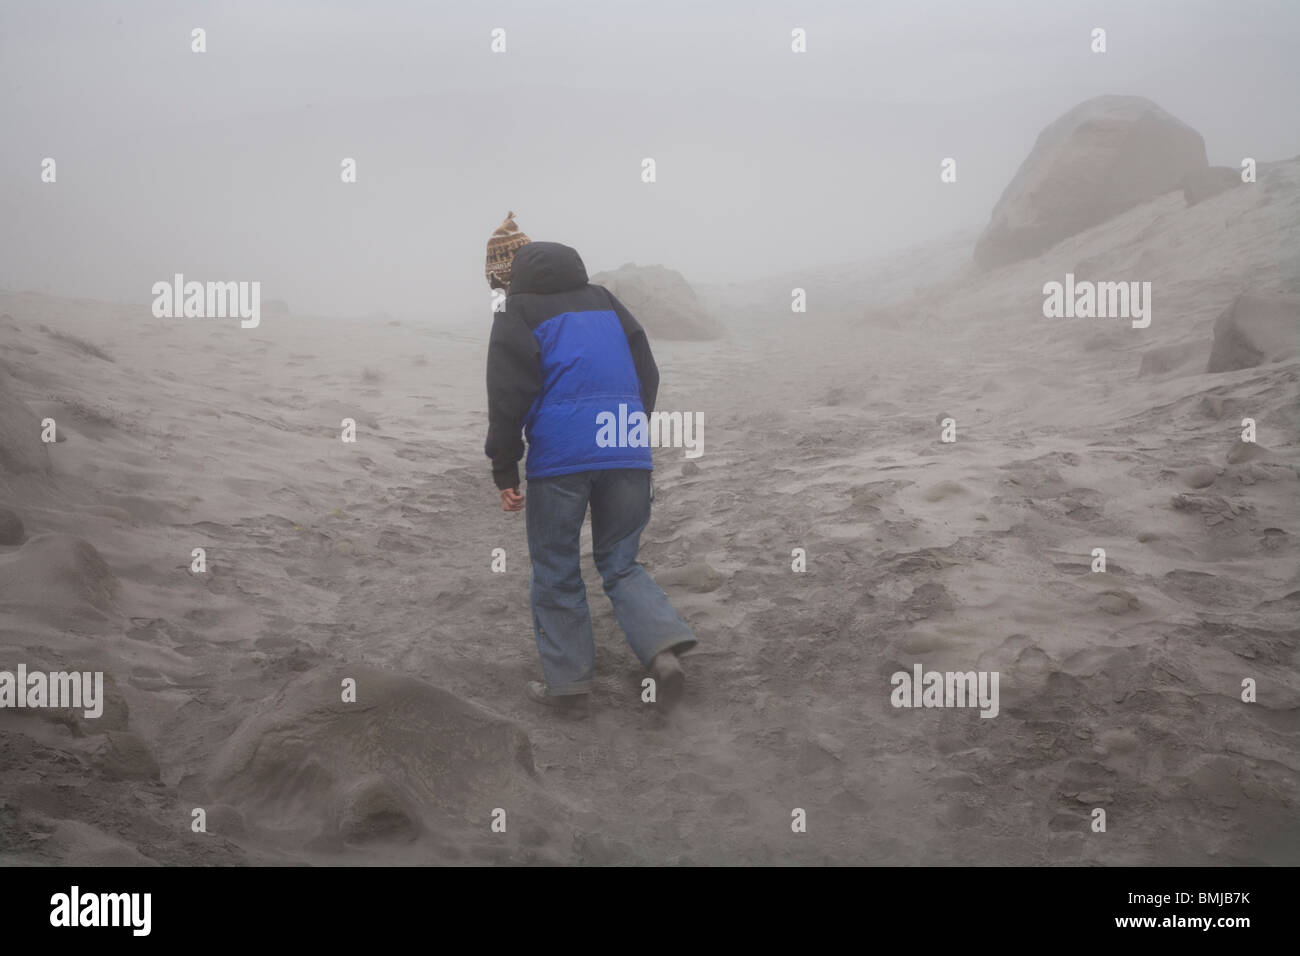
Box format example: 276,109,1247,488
589,263,724,340
1206,294,1299,373
975,95,1209,269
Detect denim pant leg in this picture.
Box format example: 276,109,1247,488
589,468,698,667
525,472,595,695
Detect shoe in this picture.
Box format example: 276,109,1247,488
650,650,685,706
526,681,589,716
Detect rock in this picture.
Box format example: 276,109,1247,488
589,263,724,340
974,95,1208,269
1205,294,1300,373
0,507,24,545
681,461,701,477
1182,166,1243,206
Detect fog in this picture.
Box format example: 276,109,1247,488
2,0,1297,320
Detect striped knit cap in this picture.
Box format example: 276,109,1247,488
485,211,531,289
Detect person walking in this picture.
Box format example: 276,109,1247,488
483,212,697,714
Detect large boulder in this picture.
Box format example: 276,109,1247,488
1206,295,1299,373
589,263,724,340
974,95,1208,269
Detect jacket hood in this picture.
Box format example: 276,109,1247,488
508,241,588,295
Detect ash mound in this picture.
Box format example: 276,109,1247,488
0,533,119,627
206,665,541,850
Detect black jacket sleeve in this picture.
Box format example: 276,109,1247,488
484,308,541,490
605,290,660,414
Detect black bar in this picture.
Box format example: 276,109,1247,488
0,866,1279,942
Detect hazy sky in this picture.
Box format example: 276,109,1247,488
2,0,1297,319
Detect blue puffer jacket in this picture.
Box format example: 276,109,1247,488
484,242,659,489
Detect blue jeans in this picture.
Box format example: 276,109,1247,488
525,468,697,695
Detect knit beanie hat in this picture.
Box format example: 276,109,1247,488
485,211,531,289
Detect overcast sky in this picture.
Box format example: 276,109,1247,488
2,0,1297,319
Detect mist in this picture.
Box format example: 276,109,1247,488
2,0,1298,320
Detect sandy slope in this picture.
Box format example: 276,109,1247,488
1,160,1297,865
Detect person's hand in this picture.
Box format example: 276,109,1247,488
500,487,525,512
